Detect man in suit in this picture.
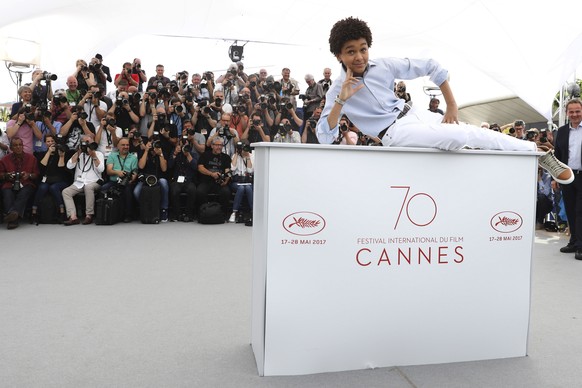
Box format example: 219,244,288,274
554,98,582,259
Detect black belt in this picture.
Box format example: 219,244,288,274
378,103,411,139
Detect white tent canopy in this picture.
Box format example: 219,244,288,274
1,0,582,122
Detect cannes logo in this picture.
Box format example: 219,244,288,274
490,211,523,233
282,212,326,236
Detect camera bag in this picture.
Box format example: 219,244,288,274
39,194,58,224
198,202,224,224
95,196,121,225
139,184,161,224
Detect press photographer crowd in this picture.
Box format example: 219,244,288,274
0,55,570,231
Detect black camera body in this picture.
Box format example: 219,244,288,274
80,141,98,153
12,172,22,191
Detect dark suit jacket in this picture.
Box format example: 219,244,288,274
554,124,573,166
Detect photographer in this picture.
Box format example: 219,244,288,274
272,98,302,143
73,59,96,92
192,98,218,146
301,74,324,124
114,62,139,89
33,106,62,157
242,111,270,145
30,134,69,224
10,85,34,118
147,107,178,159
6,104,44,154
279,68,300,109
93,54,112,91
168,134,199,222
88,57,108,90
95,114,123,160
51,91,72,125
30,69,54,108
0,137,40,230
167,98,190,138
246,73,261,105
101,138,138,223
108,91,140,133
228,141,254,224
62,135,104,225
190,73,210,102
133,138,169,222
127,125,146,155
139,85,162,138
79,85,107,130
147,64,171,89
197,137,232,220
65,76,82,106
59,107,96,152
183,120,206,155
301,114,321,144
206,113,239,157
333,115,358,145
132,58,147,92
230,94,250,138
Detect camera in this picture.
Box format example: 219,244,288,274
169,82,179,93
177,71,188,81
217,126,234,139
53,95,68,105
75,106,88,120
175,105,183,113
107,118,116,127
12,172,22,191
19,104,35,121
215,169,232,185
308,118,318,128
278,123,291,136
509,127,516,134
298,94,307,100
235,141,244,152
224,80,232,88
182,143,192,153
340,123,349,132
138,173,158,187
80,141,98,153
56,144,68,153
214,97,222,107
249,81,256,88
116,97,129,106
236,104,247,115
539,129,548,143
117,170,133,186
229,69,237,76
148,92,158,100
131,131,142,140
41,71,58,81
152,140,162,149
199,79,208,89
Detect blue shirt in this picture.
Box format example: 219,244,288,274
316,57,449,144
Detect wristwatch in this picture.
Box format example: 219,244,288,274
334,96,345,106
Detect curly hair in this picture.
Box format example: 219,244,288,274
328,17,373,56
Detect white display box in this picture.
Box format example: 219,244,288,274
251,143,538,376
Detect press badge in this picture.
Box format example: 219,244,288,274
35,140,42,147
177,176,185,183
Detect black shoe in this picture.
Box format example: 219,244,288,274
560,244,576,253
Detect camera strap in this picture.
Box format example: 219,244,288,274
117,154,127,172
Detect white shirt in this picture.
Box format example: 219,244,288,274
317,57,448,144
83,100,108,130
568,124,582,170
67,151,105,188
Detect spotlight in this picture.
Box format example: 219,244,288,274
229,41,244,62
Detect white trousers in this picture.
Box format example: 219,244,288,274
382,106,536,152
